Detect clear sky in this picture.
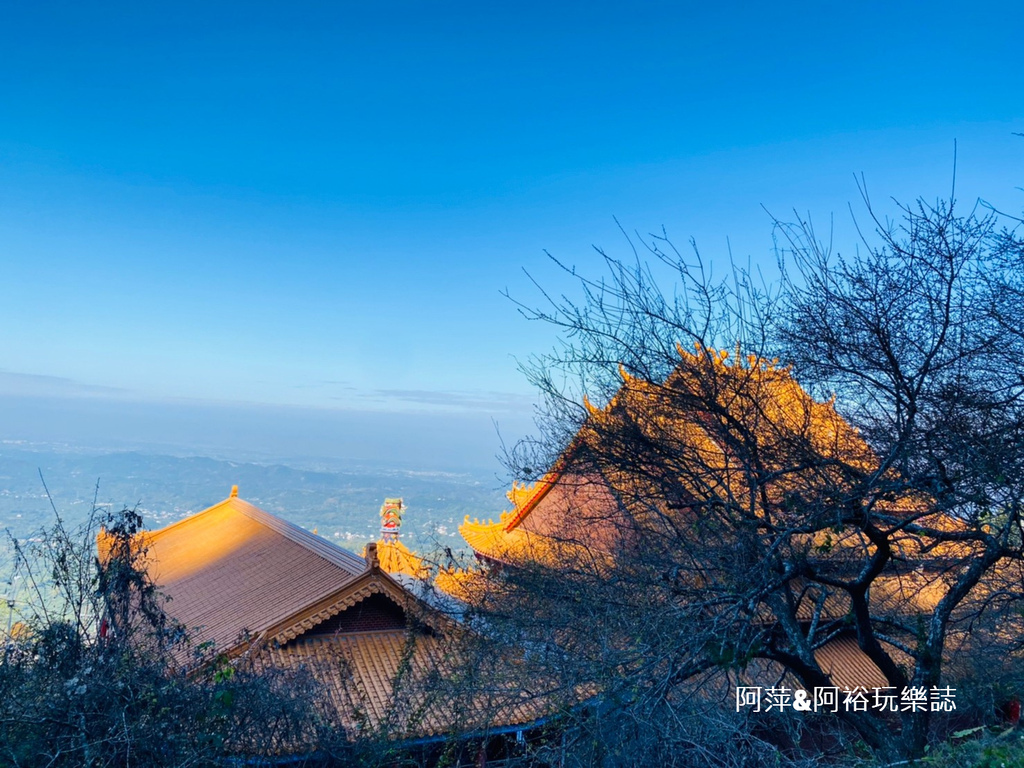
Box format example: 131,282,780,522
0,1,1022,468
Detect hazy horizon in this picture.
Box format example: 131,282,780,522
0,390,533,475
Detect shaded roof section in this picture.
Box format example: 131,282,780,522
455,467,624,568
813,636,890,691
263,629,557,741
144,490,366,655
743,635,894,695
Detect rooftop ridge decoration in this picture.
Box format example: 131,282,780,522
505,481,536,513
380,498,404,542
365,541,380,570
368,498,431,580
501,463,568,532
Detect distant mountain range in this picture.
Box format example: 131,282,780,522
0,443,511,557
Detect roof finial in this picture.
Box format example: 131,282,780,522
365,541,379,570
380,498,404,542
230,485,239,498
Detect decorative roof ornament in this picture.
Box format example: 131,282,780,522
505,480,536,512
380,498,404,542
365,541,380,570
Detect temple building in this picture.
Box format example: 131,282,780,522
456,348,884,571
122,348,1018,759
138,487,550,749
402,348,962,693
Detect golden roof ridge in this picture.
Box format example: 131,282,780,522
145,490,366,576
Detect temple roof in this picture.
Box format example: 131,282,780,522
455,349,947,571
140,491,556,743
367,538,427,579
263,630,550,741
459,517,547,565
143,490,368,656
442,350,965,698
812,637,890,691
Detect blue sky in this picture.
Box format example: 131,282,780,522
0,1,1022,466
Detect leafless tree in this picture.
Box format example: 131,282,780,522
476,187,1024,763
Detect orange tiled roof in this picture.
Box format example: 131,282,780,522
263,630,550,741
461,350,884,562
143,491,366,657
141,492,557,744
460,517,549,565
368,538,428,579
812,636,890,691
458,349,966,583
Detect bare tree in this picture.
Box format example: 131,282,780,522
477,189,1024,763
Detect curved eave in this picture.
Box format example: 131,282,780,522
502,438,589,532
460,518,554,565
372,539,428,579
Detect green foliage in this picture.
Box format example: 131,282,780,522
918,730,1024,768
